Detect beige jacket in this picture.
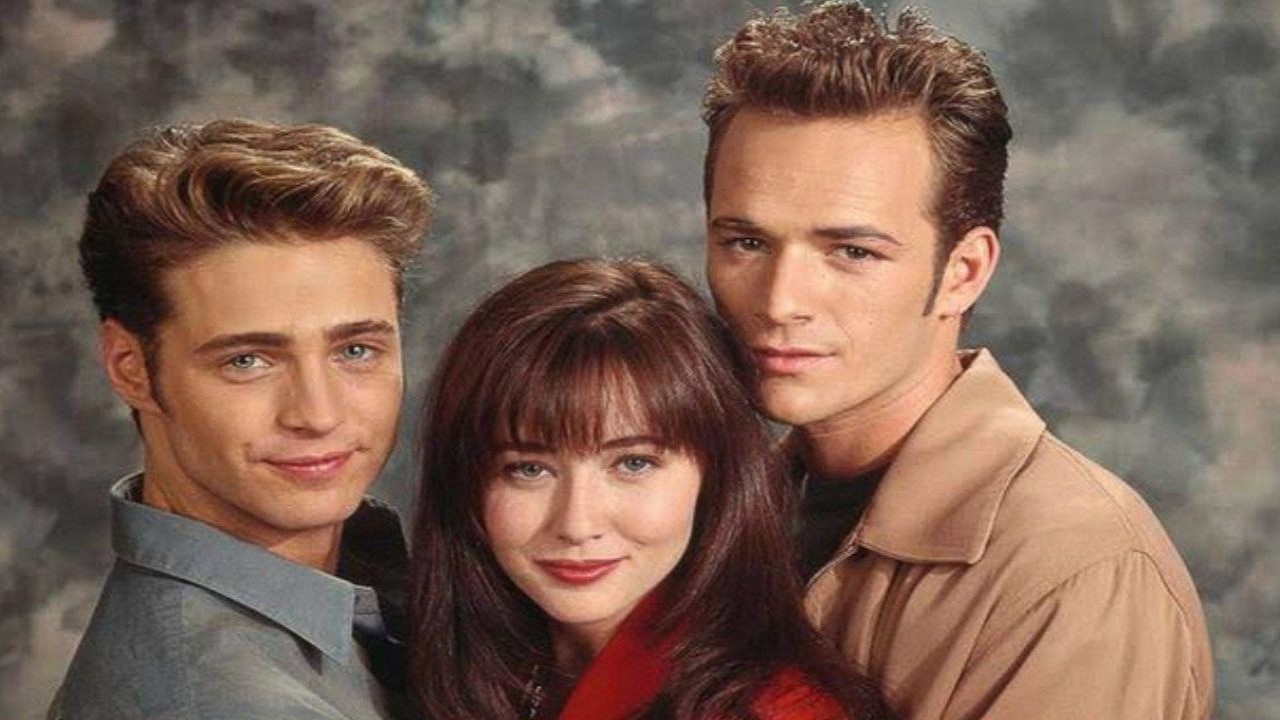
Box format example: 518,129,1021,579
805,350,1213,720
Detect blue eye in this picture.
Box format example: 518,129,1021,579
509,462,550,481
617,455,657,474
340,343,375,361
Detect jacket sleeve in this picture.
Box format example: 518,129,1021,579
941,550,1208,720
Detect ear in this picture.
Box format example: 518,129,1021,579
100,319,164,415
934,226,1000,319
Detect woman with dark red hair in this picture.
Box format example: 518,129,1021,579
408,259,891,720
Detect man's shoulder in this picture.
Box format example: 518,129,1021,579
53,560,329,720
996,430,1173,555
70,556,278,643
52,561,194,719
981,430,1202,615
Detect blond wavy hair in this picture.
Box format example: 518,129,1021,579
81,119,433,360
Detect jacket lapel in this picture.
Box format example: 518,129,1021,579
558,592,671,720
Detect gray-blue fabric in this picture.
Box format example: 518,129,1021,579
48,475,408,720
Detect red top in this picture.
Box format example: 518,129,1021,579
555,593,846,720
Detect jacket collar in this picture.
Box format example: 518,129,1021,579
847,349,1046,565
110,474,407,662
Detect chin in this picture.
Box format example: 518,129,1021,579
758,392,819,426
543,602,620,629
256,492,365,533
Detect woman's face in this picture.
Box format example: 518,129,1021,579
482,414,701,654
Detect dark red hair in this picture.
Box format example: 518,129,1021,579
409,259,890,719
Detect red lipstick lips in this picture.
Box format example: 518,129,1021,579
265,451,353,482
536,558,624,586
753,347,831,375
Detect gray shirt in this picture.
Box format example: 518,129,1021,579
49,475,409,720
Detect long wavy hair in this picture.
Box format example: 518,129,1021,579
409,258,889,719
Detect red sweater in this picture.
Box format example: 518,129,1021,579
555,593,845,720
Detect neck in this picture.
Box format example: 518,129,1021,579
139,436,344,573
800,349,962,478
551,619,615,677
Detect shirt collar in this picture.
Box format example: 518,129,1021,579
848,349,1046,565
110,474,406,662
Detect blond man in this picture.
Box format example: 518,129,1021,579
51,120,432,720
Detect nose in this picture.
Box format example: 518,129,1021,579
551,473,605,545
757,247,813,326
277,359,343,436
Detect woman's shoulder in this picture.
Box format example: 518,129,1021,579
750,667,849,720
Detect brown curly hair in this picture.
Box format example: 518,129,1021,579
703,1,1011,271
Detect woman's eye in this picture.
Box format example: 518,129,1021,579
616,455,658,474
509,462,549,480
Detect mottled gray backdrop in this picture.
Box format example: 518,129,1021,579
1,0,1277,716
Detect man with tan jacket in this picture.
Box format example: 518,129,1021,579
701,3,1213,719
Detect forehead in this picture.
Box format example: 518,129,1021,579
710,110,935,228
160,238,399,341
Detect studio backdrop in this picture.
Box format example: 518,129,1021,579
1,1,1277,717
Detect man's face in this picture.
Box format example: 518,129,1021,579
139,238,403,546
706,110,954,430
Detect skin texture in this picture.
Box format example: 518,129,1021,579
706,110,999,477
99,238,404,571
482,422,701,675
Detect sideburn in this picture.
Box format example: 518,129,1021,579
922,233,950,316
129,337,168,432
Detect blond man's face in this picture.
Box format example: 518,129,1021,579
137,238,404,547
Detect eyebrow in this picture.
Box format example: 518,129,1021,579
813,225,901,246
193,319,397,355
709,216,768,235
710,216,901,246
326,319,397,344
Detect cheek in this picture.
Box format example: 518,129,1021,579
482,487,545,553
165,379,265,449
161,363,285,436
708,262,749,305
882,255,940,306
343,372,404,424
618,482,700,548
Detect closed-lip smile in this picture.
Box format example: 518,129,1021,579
535,558,625,585
752,345,833,375
264,451,354,481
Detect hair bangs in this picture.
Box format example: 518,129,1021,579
479,312,710,465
